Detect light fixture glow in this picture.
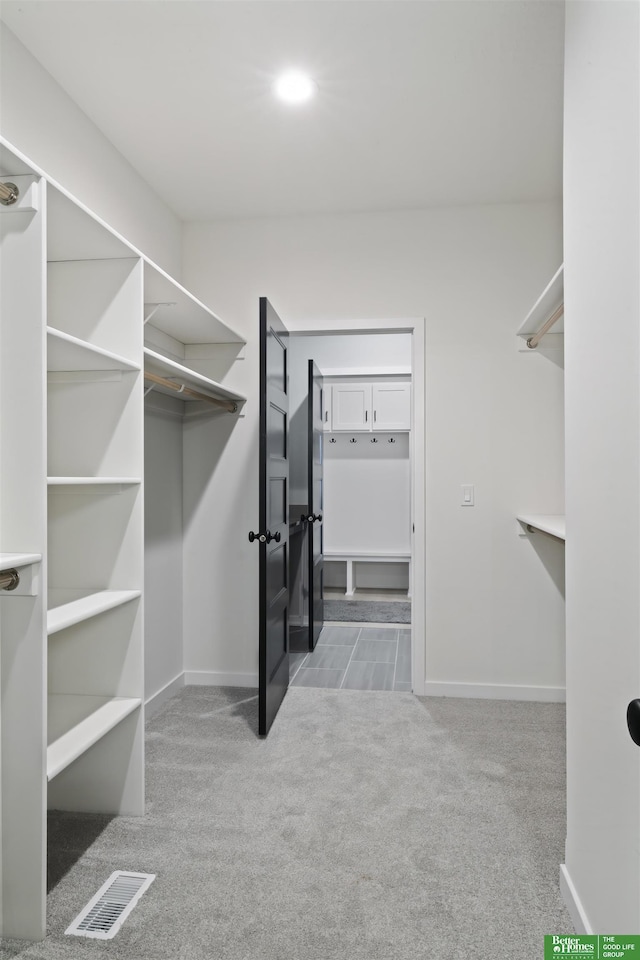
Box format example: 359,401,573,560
274,70,317,104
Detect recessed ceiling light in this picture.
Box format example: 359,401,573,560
273,70,317,104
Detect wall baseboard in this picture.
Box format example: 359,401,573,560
144,672,186,720
560,864,592,934
184,670,259,689
421,680,566,702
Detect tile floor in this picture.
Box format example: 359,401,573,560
290,624,411,692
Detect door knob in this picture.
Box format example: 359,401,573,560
307,514,323,523
627,700,640,745
248,530,281,544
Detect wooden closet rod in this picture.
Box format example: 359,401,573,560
144,371,238,413
527,302,564,350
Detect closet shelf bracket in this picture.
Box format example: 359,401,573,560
144,302,176,325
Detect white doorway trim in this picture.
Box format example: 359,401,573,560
287,317,426,696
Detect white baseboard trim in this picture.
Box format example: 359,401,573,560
184,670,259,689
421,681,566,702
560,864,592,934
145,672,186,720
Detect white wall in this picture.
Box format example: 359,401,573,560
182,201,565,696
563,1,640,933
0,26,181,276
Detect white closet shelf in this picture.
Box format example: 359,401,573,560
144,262,245,345
144,348,246,407
47,477,141,486
47,695,141,781
47,327,140,373
0,552,41,568
47,589,141,636
517,265,564,339
517,514,566,541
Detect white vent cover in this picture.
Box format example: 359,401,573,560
65,871,155,940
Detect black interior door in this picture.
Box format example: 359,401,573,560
308,360,324,650
256,298,289,736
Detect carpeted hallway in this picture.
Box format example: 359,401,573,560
0,687,573,960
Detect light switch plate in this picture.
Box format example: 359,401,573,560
461,484,475,506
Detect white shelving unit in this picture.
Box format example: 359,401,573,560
0,136,247,942
47,695,141,781
516,269,566,548
47,589,141,635
517,514,566,541
0,552,42,568
47,327,140,373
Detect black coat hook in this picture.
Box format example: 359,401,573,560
350,437,357,443
371,437,378,443
329,437,337,443
388,437,396,443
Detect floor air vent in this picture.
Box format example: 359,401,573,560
65,871,155,940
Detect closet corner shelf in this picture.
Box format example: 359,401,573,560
143,262,245,346
47,589,141,636
47,327,140,373
47,695,141,781
0,552,41,569
517,514,566,541
144,348,246,408
517,264,564,340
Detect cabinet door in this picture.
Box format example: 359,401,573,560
322,383,332,432
331,384,372,431
372,382,411,431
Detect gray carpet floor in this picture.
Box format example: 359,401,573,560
0,688,572,960
324,599,411,623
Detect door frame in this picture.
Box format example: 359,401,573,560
287,317,426,696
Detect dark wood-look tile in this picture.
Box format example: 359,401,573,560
305,644,354,670
352,638,397,663
359,627,399,641
318,626,360,646
291,667,345,689
342,661,395,691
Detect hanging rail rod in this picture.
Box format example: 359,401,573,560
0,568,20,591
527,302,564,350
144,371,238,413
0,182,19,206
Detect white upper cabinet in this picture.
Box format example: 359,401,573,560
330,381,411,432
331,383,372,431
322,383,332,432
372,382,411,430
